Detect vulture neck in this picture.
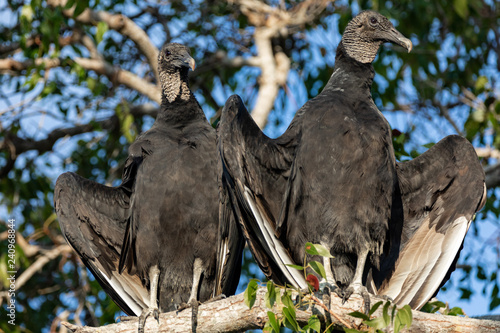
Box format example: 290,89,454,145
157,68,205,124
323,41,375,97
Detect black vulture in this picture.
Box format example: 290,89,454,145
217,10,486,310
54,43,243,331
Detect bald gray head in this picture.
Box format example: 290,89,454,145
158,43,196,103
341,11,412,64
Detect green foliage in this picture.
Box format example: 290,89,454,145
420,300,465,316
309,261,327,280
347,302,413,333
305,242,334,258
244,279,259,309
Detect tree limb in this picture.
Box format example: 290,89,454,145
230,0,330,128
60,287,500,332
16,245,72,291
0,57,160,104
46,0,159,81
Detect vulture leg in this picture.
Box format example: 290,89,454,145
339,248,371,314
319,255,338,293
176,258,203,333
138,265,160,333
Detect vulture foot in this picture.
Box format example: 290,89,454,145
138,306,159,333
337,283,371,314
176,299,200,333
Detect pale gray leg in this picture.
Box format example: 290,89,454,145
138,265,160,333
318,253,338,293
342,248,371,314
177,258,203,333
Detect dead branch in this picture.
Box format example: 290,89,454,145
46,0,159,81
230,0,331,128
60,287,500,332
16,245,72,290
0,57,160,104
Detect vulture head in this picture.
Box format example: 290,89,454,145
342,10,413,63
158,43,196,103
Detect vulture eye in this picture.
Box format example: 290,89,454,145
370,17,378,25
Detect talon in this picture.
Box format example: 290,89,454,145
115,315,135,322
154,308,160,324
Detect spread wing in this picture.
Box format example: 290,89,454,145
54,171,150,316
375,135,486,309
214,171,245,297
217,95,307,289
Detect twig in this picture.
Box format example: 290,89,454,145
309,294,352,329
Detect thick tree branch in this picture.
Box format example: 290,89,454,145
0,57,160,103
15,245,72,290
230,0,330,128
60,287,500,332
46,0,159,81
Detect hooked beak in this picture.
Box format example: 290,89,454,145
385,27,413,53
185,55,196,71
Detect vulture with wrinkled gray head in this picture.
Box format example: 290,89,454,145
217,10,486,310
55,43,244,332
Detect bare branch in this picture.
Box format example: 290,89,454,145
16,245,72,290
0,57,160,104
60,287,500,332
229,0,330,128
46,0,159,81
0,116,118,158
476,147,500,160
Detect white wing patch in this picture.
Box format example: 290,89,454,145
244,186,307,289
377,215,470,310
96,263,150,316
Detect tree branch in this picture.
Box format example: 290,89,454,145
46,0,159,81
15,245,72,291
230,0,330,128
0,57,160,104
60,287,500,332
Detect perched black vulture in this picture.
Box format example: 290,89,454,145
217,10,486,310
54,43,243,331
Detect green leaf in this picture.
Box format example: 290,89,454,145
281,291,295,309
453,0,469,19
344,329,366,333
348,311,370,321
305,242,333,258
265,282,276,309
369,301,383,316
21,5,34,22
382,301,391,326
267,311,280,333
244,279,259,309
394,305,412,333
309,261,327,280
475,76,488,93
282,306,300,332
448,307,465,316
307,315,321,332
96,21,108,45
73,0,90,17
263,322,273,333
363,316,388,330
286,264,305,270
